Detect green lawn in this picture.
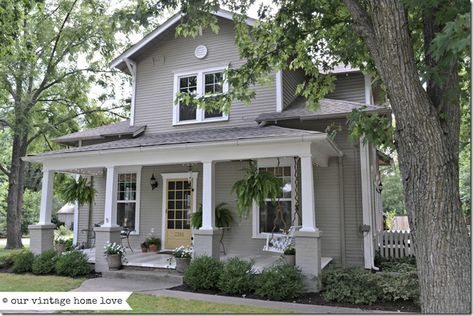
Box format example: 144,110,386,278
0,274,291,313
0,273,84,292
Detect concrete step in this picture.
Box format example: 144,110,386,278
102,269,183,285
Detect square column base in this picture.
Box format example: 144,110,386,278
94,226,122,272
28,224,56,255
193,229,220,260
295,230,323,292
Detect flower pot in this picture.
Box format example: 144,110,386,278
148,244,158,252
175,257,191,273
284,254,295,266
107,254,122,270
55,243,65,254
141,246,148,253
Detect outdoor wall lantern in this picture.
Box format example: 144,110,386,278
150,173,158,190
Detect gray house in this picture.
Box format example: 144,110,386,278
25,9,388,291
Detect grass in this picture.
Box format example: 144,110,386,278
0,273,84,292
123,293,292,314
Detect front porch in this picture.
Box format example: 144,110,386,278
25,125,343,291
81,248,333,273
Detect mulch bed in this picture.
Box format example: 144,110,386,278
169,284,420,313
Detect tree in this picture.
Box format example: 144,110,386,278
0,0,130,249
119,0,470,312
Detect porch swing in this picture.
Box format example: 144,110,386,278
262,157,302,253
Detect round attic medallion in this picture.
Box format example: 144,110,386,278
194,45,208,59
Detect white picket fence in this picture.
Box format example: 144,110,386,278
378,230,414,258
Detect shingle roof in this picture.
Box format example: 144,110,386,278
34,125,323,157
53,120,146,144
256,97,390,122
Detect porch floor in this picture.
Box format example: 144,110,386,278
82,248,332,272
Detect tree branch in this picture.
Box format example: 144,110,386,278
0,163,10,178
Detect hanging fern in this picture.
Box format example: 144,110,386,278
231,161,282,219
191,203,234,229
59,176,96,207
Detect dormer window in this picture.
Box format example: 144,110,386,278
173,67,229,125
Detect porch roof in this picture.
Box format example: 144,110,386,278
255,97,390,122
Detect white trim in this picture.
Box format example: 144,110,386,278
72,174,80,244
116,166,142,234
364,74,372,105
160,172,199,250
360,140,374,269
110,9,256,70
39,169,54,225
173,67,229,125
275,71,283,112
300,155,317,232
201,161,215,230
124,59,137,126
103,166,119,227
252,158,296,238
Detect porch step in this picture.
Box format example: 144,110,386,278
102,269,183,285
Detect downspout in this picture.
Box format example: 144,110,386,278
338,157,346,266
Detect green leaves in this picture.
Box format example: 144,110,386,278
347,107,394,150
231,161,282,219
58,175,95,206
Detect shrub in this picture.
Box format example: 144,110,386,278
12,250,34,273
321,267,379,305
55,250,91,277
32,250,58,275
218,258,255,295
377,271,420,303
0,250,22,270
64,239,74,252
184,256,223,290
379,257,416,273
255,264,304,301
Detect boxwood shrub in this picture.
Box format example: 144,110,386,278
55,250,91,277
184,256,223,290
255,264,304,300
218,257,255,295
32,250,58,275
12,250,34,274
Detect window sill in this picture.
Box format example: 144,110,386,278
173,117,229,126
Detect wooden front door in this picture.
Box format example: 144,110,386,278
165,178,193,249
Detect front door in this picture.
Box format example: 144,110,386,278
165,178,193,249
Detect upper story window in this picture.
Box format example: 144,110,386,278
173,68,228,125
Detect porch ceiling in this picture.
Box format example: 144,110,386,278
24,125,343,170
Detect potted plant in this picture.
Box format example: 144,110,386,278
191,203,234,229
140,241,149,252
146,237,161,252
104,242,126,270
283,245,295,265
173,246,192,273
54,225,73,253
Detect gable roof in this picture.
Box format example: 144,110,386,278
111,9,256,72
53,120,146,145
256,97,390,122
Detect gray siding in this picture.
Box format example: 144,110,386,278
282,69,306,109
326,72,365,103
134,18,276,134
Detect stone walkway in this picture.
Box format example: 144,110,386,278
73,277,383,314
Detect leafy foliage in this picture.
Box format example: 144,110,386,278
191,203,234,228
232,161,282,218
55,250,91,277
347,108,394,150
184,256,223,290
32,250,58,275
381,163,406,215
255,264,304,301
217,257,255,295
12,250,34,274
58,176,96,207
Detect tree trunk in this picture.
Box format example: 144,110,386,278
5,132,27,249
343,0,471,313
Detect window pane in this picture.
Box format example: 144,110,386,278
259,201,292,234
179,104,197,121
117,202,136,230
178,75,197,121
205,108,223,119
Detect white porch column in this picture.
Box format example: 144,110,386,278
300,155,317,232
201,161,215,230
73,174,80,245
193,160,219,259
39,169,54,224
29,168,55,254
102,166,119,227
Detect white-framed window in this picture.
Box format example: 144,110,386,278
116,167,141,233
252,158,295,238
173,67,229,125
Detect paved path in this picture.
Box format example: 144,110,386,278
72,277,381,314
